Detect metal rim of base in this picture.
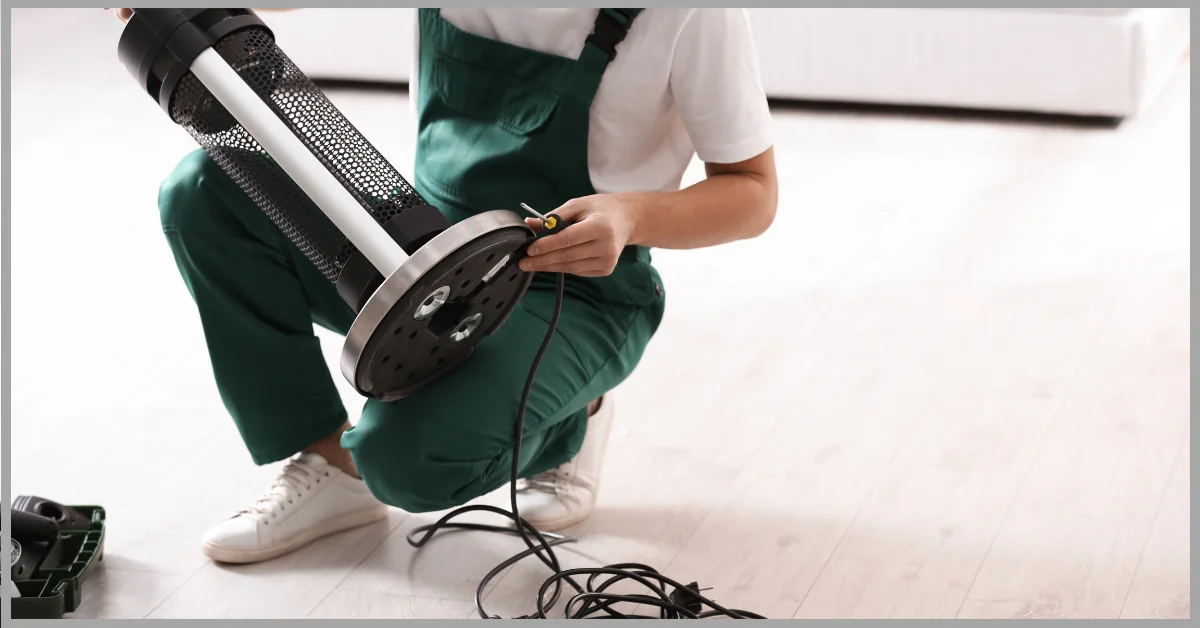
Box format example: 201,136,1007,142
339,210,532,391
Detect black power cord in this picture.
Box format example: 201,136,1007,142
406,271,766,619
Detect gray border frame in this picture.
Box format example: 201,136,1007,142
3,1,11,623
2,1,1194,625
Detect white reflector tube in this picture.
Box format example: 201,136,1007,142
188,47,408,276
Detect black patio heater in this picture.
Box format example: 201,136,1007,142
117,8,535,401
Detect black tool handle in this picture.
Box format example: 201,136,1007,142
541,214,569,235
11,510,60,545
12,495,91,532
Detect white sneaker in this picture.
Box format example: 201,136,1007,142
515,395,614,532
201,452,388,564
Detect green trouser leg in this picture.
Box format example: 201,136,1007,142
158,149,665,513
159,149,354,465
341,277,661,513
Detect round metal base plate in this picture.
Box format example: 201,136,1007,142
340,210,535,401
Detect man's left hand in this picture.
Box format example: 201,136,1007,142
519,194,640,277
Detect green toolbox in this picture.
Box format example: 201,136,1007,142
10,505,106,619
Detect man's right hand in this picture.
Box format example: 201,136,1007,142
105,8,133,23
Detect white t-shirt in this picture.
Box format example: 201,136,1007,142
409,8,774,195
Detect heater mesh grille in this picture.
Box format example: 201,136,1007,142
168,26,427,283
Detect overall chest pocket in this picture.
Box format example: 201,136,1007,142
431,53,560,136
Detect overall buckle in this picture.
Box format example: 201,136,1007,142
586,9,634,61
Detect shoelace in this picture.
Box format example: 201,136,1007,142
235,459,326,520
516,458,580,494
517,463,574,495
517,475,562,494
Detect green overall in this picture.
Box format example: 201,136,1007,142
157,8,665,513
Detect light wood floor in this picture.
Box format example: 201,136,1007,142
9,9,1190,620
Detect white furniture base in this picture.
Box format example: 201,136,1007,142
749,8,1190,119
262,8,1189,120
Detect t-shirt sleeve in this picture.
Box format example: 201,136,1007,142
668,9,773,165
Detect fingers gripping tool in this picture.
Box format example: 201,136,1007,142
519,203,569,235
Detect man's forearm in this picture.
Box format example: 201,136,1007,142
624,169,777,250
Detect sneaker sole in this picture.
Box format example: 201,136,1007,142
202,505,389,564
522,508,593,533
519,493,598,533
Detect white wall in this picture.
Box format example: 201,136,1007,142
262,8,1189,119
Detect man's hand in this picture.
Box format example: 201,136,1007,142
105,7,296,22
517,147,777,277
519,194,641,277
105,8,133,22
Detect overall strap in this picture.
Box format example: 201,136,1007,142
578,8,643,72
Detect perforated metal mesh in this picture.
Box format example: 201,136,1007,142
168,26,428,282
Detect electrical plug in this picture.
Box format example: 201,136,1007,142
668,581,708,615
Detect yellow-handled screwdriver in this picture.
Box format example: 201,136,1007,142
519,203,568,235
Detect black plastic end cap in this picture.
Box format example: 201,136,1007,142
116,8,271,115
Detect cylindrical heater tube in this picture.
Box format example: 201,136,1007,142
116,9,536,402
186,47,408,277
